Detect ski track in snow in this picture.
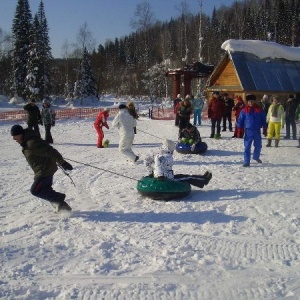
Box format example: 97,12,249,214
1,117,300,300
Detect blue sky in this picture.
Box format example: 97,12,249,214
1,0,238,58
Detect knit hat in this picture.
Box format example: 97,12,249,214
103,107,110,112
212,91,219,95
118,104,126,109
263,94,268,99
11,124,24,136
246,94,256,101
177,94,181,98
162,138,176,152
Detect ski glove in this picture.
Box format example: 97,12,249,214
191,144,196,151
61,161,73,171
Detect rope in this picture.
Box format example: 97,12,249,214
137,128,162,139
65,158,139,182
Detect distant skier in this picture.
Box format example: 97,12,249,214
10,124,73,212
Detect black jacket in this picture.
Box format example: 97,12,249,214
21,129,65,179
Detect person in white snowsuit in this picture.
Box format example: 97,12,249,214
112,104,139,162
144,138,212,188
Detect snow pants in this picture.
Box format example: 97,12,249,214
233,122,244,138
119,134,137,161
267,122,281,140
30,176,65,204
222,112,233,131
285,116,297,139
243,129,262,165
211,118,222,136
193,109,202,126
44,124,53,143
27,122,40,136
94,125,104,147
174,174,206,188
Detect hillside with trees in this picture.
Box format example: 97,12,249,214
0,0,299,101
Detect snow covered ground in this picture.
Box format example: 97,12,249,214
1,96,300,300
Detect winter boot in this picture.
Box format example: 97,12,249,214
214,133,221,139
266,139,272,147
275,140,279,147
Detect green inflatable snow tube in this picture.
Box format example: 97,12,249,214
137,176,191,200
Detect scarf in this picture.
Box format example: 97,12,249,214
271,104,279,117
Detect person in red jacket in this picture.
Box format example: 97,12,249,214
94,108,110,148
232,96,245,138
208,91,226,139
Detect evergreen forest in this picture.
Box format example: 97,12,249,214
0,0,300,101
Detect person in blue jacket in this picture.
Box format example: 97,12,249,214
237,94,268,167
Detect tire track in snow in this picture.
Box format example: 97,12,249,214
133,227,300,263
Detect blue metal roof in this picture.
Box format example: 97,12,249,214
230,51,300,92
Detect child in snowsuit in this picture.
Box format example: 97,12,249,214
94,108,110,148
144,138,212,188
179,123,202,152
266,95,285,147
41,99,56,144
232,96,245,138
237,94,268,167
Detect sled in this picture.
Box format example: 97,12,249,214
176,142,208,154
137,176,191,201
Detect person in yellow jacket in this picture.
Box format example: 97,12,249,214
266,95,285,147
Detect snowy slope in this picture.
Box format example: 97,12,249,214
1,101,300,299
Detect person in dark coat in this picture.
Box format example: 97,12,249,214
177,95,193,135
11,124,73,212
208,91,226,139
173,94,182,126
222,93,234,132
237,94,268,167
23,98,42,136
284,94,298,140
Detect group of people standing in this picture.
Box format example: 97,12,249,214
173,93,205,131
173,91,300,167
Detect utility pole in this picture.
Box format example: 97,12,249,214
198,0,203,62
197,0,204,94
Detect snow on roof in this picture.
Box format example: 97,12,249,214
221,39,300,62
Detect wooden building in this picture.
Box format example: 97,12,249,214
206,40,300,103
